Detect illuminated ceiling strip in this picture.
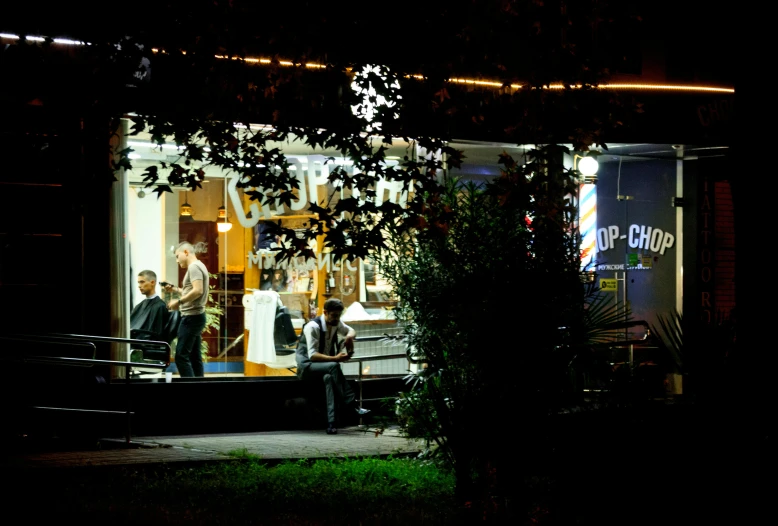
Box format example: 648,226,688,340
0,33,85,45
449,77,508,88
443,79,734,93
0,34,734,93
598,83,734,93
137,52,744,93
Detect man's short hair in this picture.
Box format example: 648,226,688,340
138,270,157,282
176,241,207,255
323,298,345,312
176,241,194,254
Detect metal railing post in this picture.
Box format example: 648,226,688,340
125,364,132,444
357,358,364,426
339,352,409,425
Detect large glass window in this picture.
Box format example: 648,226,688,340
125,128,428,380
125,127,692,381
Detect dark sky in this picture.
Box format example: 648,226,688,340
2,1,738,86
638,0,737,86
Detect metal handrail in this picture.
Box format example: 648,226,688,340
8,332,172,364
0,336,97,367
2,332,171,445
11,356,167,369
353,335,404,343
349,352,409,364
353,334,428,364
348,352,410,425
50,333,172,373
54,332,172,360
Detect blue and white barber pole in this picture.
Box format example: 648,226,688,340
579,183,597,270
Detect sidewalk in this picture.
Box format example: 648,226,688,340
2,426,427,469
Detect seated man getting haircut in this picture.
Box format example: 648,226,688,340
130,269,169,340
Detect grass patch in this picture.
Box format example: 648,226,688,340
226,447,262,460
6,456,457,525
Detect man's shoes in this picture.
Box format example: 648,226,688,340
326,425,338,435
354,407,371,416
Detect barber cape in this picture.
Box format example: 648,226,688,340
130,296,168,337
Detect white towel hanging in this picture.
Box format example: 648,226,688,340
246,290,279,365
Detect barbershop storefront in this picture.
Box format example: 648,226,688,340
123,130,734,383
0,27,737,442
0,81,735,436
0,32,736,386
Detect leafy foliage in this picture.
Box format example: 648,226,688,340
202,273,224,360
650,308,736,400
379,144,633,517
652,309,685,375
4,1,637,263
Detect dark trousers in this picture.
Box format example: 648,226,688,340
299,362,356,425
175,313,206,377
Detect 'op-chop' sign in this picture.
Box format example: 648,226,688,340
596,224,675,255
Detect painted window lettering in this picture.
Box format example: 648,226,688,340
229,155,407,229
247,252,358,272
596,224,675,255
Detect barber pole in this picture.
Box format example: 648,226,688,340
579,183,597,269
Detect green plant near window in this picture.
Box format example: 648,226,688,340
377,147,620,515
200,273,224,360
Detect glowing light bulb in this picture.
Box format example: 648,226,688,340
578,156,599,176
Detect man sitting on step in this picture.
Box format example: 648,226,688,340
295,298,370,435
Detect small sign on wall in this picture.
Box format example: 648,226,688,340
600,278,618,293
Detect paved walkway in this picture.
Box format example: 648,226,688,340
2,426,428,469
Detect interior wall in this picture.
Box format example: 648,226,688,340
177,181,244,273
163,191,179,285
129,189,165,305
